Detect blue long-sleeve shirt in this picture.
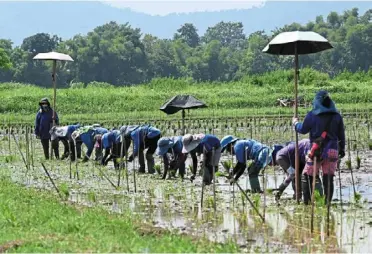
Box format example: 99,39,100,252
102,130,121,150
131,125,161,156
295,111,345,156
194,134,221,153
234,139,267,164
34,107,59,139
80,127,108,157
66,124,81,139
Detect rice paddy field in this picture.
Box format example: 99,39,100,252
1,109,371,252
1,70,372,252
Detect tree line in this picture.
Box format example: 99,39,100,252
0,7,371,87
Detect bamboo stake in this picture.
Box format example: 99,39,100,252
212,147,216,214
118,139,124,187
97,165,117,189
124,136,129,192
338,158,342,209
326,165,331,237
200,150,206,209
8,126,11,155
41,162,63,199
12,133,29,172
234,180,265,223
30,126,35,170
310,156,317,233
74,138,79,180
347,138,356,197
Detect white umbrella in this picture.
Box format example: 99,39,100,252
33,51,74,126
263,31,333,204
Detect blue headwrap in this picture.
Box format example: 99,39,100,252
312,90,338,115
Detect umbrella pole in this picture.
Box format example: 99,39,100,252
294,45,300,205
182,109,185,135
50,60,57,160
52,60,57,126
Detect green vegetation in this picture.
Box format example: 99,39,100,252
1,69,372,124
0,177,239,253
0,8,371,87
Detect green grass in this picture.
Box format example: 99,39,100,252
1,68,372,124
0,177,239,253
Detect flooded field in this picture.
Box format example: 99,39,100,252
0,122,371,253
2,148,372,253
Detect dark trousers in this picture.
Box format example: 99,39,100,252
68,137,82,161
162,153,186,179
41,139,59,160
138,135,161,174
111,142,131,169
301,174,324,205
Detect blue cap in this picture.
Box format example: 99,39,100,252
221,135,239,153
155,137,175,156
271,144,284,164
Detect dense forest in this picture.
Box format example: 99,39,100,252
0,7,371,87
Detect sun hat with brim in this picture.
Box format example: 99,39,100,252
220,135,239,153
155,137,175,156
182,134,204,153
50,126,68,141
120,125,140,137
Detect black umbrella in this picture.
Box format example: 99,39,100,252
263,31,333,204
160,95,207,135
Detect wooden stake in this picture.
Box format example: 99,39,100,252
12,133,29,172
41,162,63,200
310,157,317,233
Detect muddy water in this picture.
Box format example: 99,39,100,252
2,149,372,252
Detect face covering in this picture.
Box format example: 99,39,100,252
41,105,49,111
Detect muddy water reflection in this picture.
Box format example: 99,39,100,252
5,159,372,253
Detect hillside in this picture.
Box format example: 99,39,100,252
0,1,370,45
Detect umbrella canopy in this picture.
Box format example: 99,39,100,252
159,95,207,115
33,52,74,61
32,51,74,133
262,31,333,55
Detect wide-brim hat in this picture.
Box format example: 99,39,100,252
155,137,175,156
181,134,204,153
50,126,68,140
220,135,239,153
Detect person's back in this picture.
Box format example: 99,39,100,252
276,138,311,166
293,90,346,205
294,90,345,157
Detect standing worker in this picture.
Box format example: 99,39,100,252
182,133,221,185
127,125,161,174
293,90,345,205
34,98,59,160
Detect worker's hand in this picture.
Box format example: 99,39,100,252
338,150,345,159
275,190,283,201
292,117,299,126
128,155,134,162
82,155,89,163
190,175,196,182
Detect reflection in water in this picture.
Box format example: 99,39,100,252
5,160,372,253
